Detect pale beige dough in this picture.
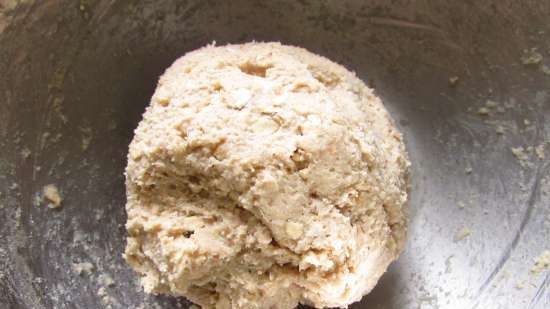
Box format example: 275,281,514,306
124,42,410,309
43,184,62,209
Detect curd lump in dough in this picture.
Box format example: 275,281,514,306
124,42,410,309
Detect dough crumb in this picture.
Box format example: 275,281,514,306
98,273,115,287
448,76,459,86
21,147,32,159
530,250,550,275
80,126,93,151
535,144,545,160
32,193,42,207
477,107,490,116
97,287,113,308
40,132,50,150
97,273,117,309
97,286,108,297
444,255,454,273
515,280,526,290
495,125,505,135
485,100,498,108
73,262,94,276
476,100,500,117
454,227,471,242
43,184,62,209
520,49,543,66
510,147,531,168
95,209,105,221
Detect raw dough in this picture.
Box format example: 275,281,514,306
43,184,62,209
124,42,410,309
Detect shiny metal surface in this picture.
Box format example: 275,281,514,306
1,1,549,308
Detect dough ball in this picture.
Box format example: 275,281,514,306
124,42,410,309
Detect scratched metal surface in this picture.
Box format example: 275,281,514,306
1,1,549,308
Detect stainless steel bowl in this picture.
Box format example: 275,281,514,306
1,1,549,308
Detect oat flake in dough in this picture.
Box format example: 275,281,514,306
124,42,410,309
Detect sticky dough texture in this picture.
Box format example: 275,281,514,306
124,42,410,309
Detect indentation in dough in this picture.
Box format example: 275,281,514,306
238,62,273,78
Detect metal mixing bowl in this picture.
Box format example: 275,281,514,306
1,1,549,308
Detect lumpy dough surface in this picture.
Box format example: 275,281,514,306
124,42,410,309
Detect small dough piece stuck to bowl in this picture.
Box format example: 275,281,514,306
124,42,410,309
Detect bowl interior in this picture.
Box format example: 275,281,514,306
1,1,549,308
